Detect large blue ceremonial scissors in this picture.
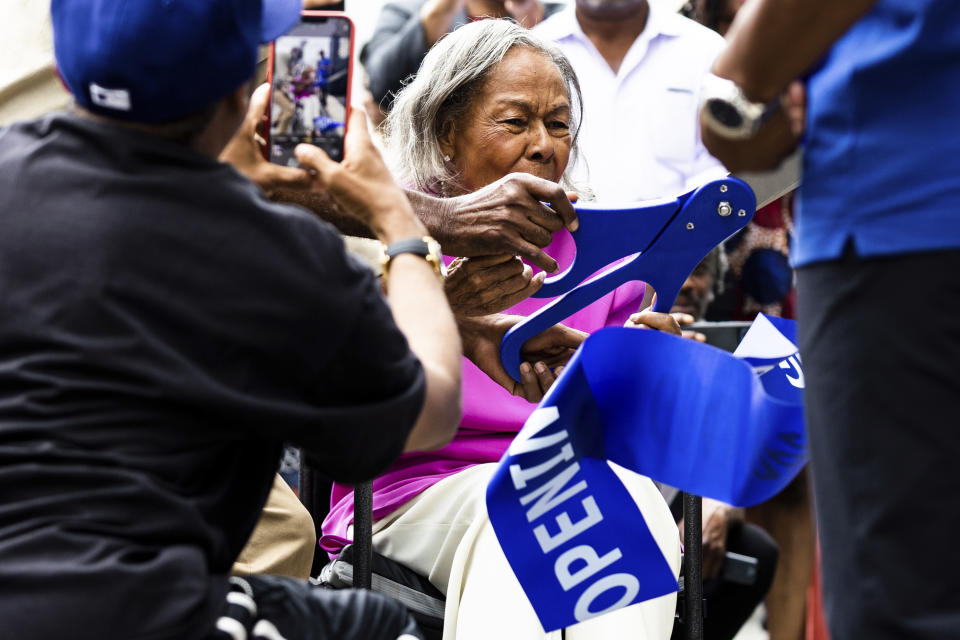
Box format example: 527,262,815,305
500,152,802,382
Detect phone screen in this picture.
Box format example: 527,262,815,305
685,321,752,353
269,14,352,166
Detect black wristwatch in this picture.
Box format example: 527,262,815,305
699,73,781,140
380,236,445,283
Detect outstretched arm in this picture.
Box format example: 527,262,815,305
296,109,462,453
276,173,579,273
223,87,579,270
714,0,879,102
701,0,877,173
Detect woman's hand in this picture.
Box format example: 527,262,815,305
680,499,744,580
701,500,731,580
432,173,578,273
219,83,312,197
626,310,707,341
459,314,587,403
445,254,544,316
624,310,683,336
670,312,707,343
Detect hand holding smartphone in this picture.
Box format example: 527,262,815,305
267,11,354,166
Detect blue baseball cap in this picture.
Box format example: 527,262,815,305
52,0,301,123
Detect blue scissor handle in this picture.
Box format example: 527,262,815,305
534,195,685,298
501,177,756,382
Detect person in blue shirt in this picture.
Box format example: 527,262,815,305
697,2,960,638
315,49,332,114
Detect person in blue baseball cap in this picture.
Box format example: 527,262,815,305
52,0,300,124
0,1,468,639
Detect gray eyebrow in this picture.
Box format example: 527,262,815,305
494,99,571,114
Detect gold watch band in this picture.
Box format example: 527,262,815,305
380,236,445,283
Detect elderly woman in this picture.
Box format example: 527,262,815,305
322,20,681,639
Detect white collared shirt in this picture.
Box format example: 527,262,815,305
535,5,727,204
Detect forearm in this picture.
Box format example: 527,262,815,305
405,188,452,245
273,187,451,243
456,313,504,360
272,188,374,238
715,0,878,101
378,215,462,451
389,255,462,451
291,108,462,451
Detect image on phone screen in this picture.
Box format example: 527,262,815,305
270,17,351,165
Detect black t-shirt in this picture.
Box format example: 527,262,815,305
0,114,425,640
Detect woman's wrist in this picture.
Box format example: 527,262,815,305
456,313,503,358
404,189,450,245
455,314,485,356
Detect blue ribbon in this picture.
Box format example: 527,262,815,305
486,315,807,631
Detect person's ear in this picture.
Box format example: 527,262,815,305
438,119,457,161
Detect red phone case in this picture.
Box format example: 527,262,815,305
265,10,356,162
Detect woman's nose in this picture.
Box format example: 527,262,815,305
526,121,554,163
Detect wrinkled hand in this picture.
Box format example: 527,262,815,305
295,108,419,233
700,81,806,174
624,310,683,336
460,314,587,403
219,83,311,197
438,173,578,274
445,255,544,316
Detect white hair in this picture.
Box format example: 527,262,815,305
383,19,585,194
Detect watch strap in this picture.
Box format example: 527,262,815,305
381,236,445,283
384,237,431,260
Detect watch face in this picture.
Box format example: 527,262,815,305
707,98,744,129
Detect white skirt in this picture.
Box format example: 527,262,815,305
362,462,681,640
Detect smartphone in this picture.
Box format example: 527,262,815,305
267,11,354,166
685,321,752,353
720,551,759,586
677,551,758,588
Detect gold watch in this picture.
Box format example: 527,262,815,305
380,236,446,283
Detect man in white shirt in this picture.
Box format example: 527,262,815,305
534,0,726,202
537,8,777,640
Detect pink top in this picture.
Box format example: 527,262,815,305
319,230,646,553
